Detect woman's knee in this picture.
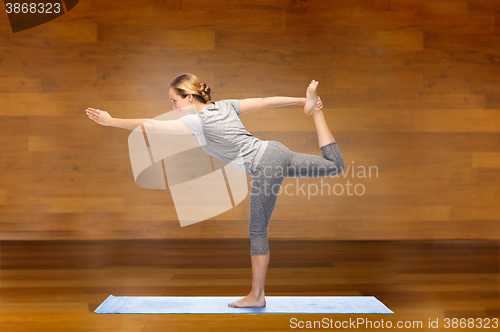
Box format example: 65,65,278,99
332,145,345,175
249,232,269,255
251,236,269,255
324,158,344,177
251,247,269,256
329,150,345,176
336,157,345,175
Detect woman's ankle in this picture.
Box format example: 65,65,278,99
249,289,265,299
312,107,323,116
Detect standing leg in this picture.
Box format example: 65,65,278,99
228,143,290,308
227,253,269,308
251,251,270,304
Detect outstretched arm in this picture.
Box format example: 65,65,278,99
85,108,192,134
239,97,304,115
239,96,323,115
263,96,306,108
86,107,150,129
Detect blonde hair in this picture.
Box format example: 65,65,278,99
170,73,211,103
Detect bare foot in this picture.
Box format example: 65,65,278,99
228,294,266,308
304,80,322,115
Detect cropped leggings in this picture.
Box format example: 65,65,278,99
248,140,345,255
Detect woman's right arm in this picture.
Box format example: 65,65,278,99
239,97,306,115
264,97,306,108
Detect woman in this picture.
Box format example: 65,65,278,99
86,73,345,308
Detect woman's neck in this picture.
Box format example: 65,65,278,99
195,101,214,113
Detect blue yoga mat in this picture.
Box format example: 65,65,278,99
95,295,393,314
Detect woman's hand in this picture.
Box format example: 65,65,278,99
86,107,112,126
316,96,323,110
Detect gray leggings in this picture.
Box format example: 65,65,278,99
248,140,345,255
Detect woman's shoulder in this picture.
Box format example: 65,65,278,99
214,99,239,104
216,99,240,112
204,100,240,117
208,99,237,110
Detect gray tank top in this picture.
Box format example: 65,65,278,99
179,99,269,174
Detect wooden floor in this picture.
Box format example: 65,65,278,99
0,239,498,331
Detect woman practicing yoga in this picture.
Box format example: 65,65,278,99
85,73,345,308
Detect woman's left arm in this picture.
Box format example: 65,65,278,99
86,107,148,130
86,107,191,134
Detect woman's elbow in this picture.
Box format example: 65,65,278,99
142,120,156,133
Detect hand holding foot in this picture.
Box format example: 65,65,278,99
316,96,323,110
304,80,322,115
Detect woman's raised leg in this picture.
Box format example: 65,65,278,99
304,80,336,148
279,80,345,178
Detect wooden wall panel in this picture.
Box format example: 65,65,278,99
0,0,498,240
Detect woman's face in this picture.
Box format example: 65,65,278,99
169,87,196,116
